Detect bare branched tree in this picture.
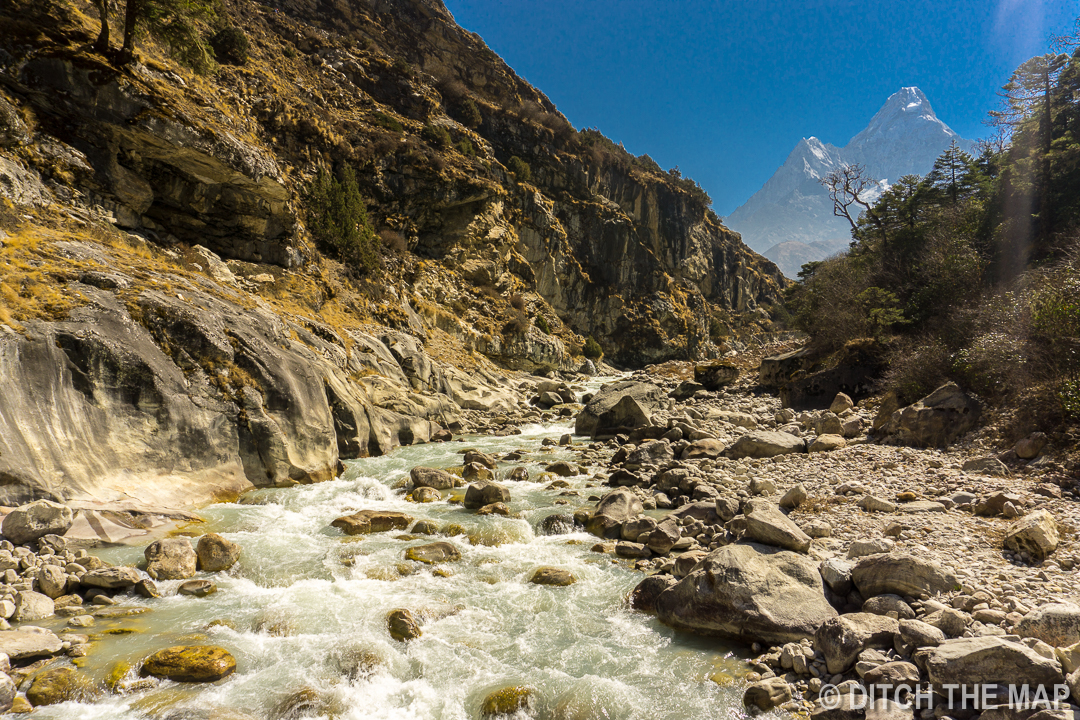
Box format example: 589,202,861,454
820,164,887,247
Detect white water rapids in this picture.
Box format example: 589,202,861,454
25,384,752,719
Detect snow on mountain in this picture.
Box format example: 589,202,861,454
725,87,971,277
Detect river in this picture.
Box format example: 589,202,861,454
26,380,750,719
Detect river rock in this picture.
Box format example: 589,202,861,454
463,463,494,482
13,591,54,621
463,451,497,470
862,594,915,620
850,553,959,598
974,491,1023,517
145,537,198,580
141,645,237,682
546,461,580,477
409,467,455,490
81,566,141,589
863,660,920,687
694,361,739,390
780,484,808,509
196,533,241,572
962,456,1010,477
740,501,812,552
538,514,575,535
1015,603,1080,647
405,542,461,564
410,487,441,503
0,673,12,713
809,434,847,453
820,557,854,595
387,609,421,641
656,541,837,644
1003,510,1059,560
530,567,575,586
878,382,981,447
1,500,74,546
681,439,726,461
743,676,792,711
830,392,855,414
629,574,677,614
0,628,63,660
179,579,217,597
331,510,413,535
815,613,900,673
36,565,67,599
925,636,1065,690
480,686,534,718
463,481,510,510
26,667,97,706
586,488,643,538
575,381,665,438
624,440,674,470
725,431,806,459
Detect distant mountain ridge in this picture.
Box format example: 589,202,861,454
725,87,972,277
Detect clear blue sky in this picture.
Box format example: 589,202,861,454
442,0,1079,216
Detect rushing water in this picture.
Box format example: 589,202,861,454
26,381,751,720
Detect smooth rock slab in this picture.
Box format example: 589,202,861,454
851,553,959,598
81,566,142,589
725,431,807,459
925,636,1064,690
331,511,413,535
0,628,63,661
141,645,237,682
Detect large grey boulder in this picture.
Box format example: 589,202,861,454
144,537,198,580
694,362,739,390
878,382,981,448
925,637,1064,689
574,382,666,438
725,431,806,459
1015,603,1080,648
624,440,674,470
81,566,142,589
586,488,643,538
1,500,73,546
0,628,64,661
645,518,681,555
814,613,899,674
851,553,959,598
740,501,812,553
655,541,837,644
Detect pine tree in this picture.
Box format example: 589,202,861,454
926,140,974,206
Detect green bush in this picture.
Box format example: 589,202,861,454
583,336,603,359
421,123,451,148
372,112,403,133
455,139,475,157
210,26,248,65
535,315,550,334
457,98,482,128
306,166,379,273
507,156,531,182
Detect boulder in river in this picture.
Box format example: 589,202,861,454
196,533,241,572
1,500,74,546
179,579,217,597
743,676,792,712
480,686,534,718
629,574,677,614
144,537,198,580
387,609,421,642
463,481,511,510
409,467,455,491
141,645,237,682
655,541,837,644
405,542,461,564
331,510,413,535
13,590,54,621
26,667,98,706
530,567,575,586
586,488,643,539
0,628,63,661
814,612,899,674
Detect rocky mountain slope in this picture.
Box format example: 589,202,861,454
726,87,971,277
0,0,786,509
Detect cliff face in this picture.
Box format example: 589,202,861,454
0,0,785,508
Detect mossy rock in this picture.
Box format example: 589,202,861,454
105,660,134,692
27,667,100,706
480,685,535,717
270,686,341,720
141,645,237,682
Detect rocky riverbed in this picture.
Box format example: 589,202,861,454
0,365,1076,719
